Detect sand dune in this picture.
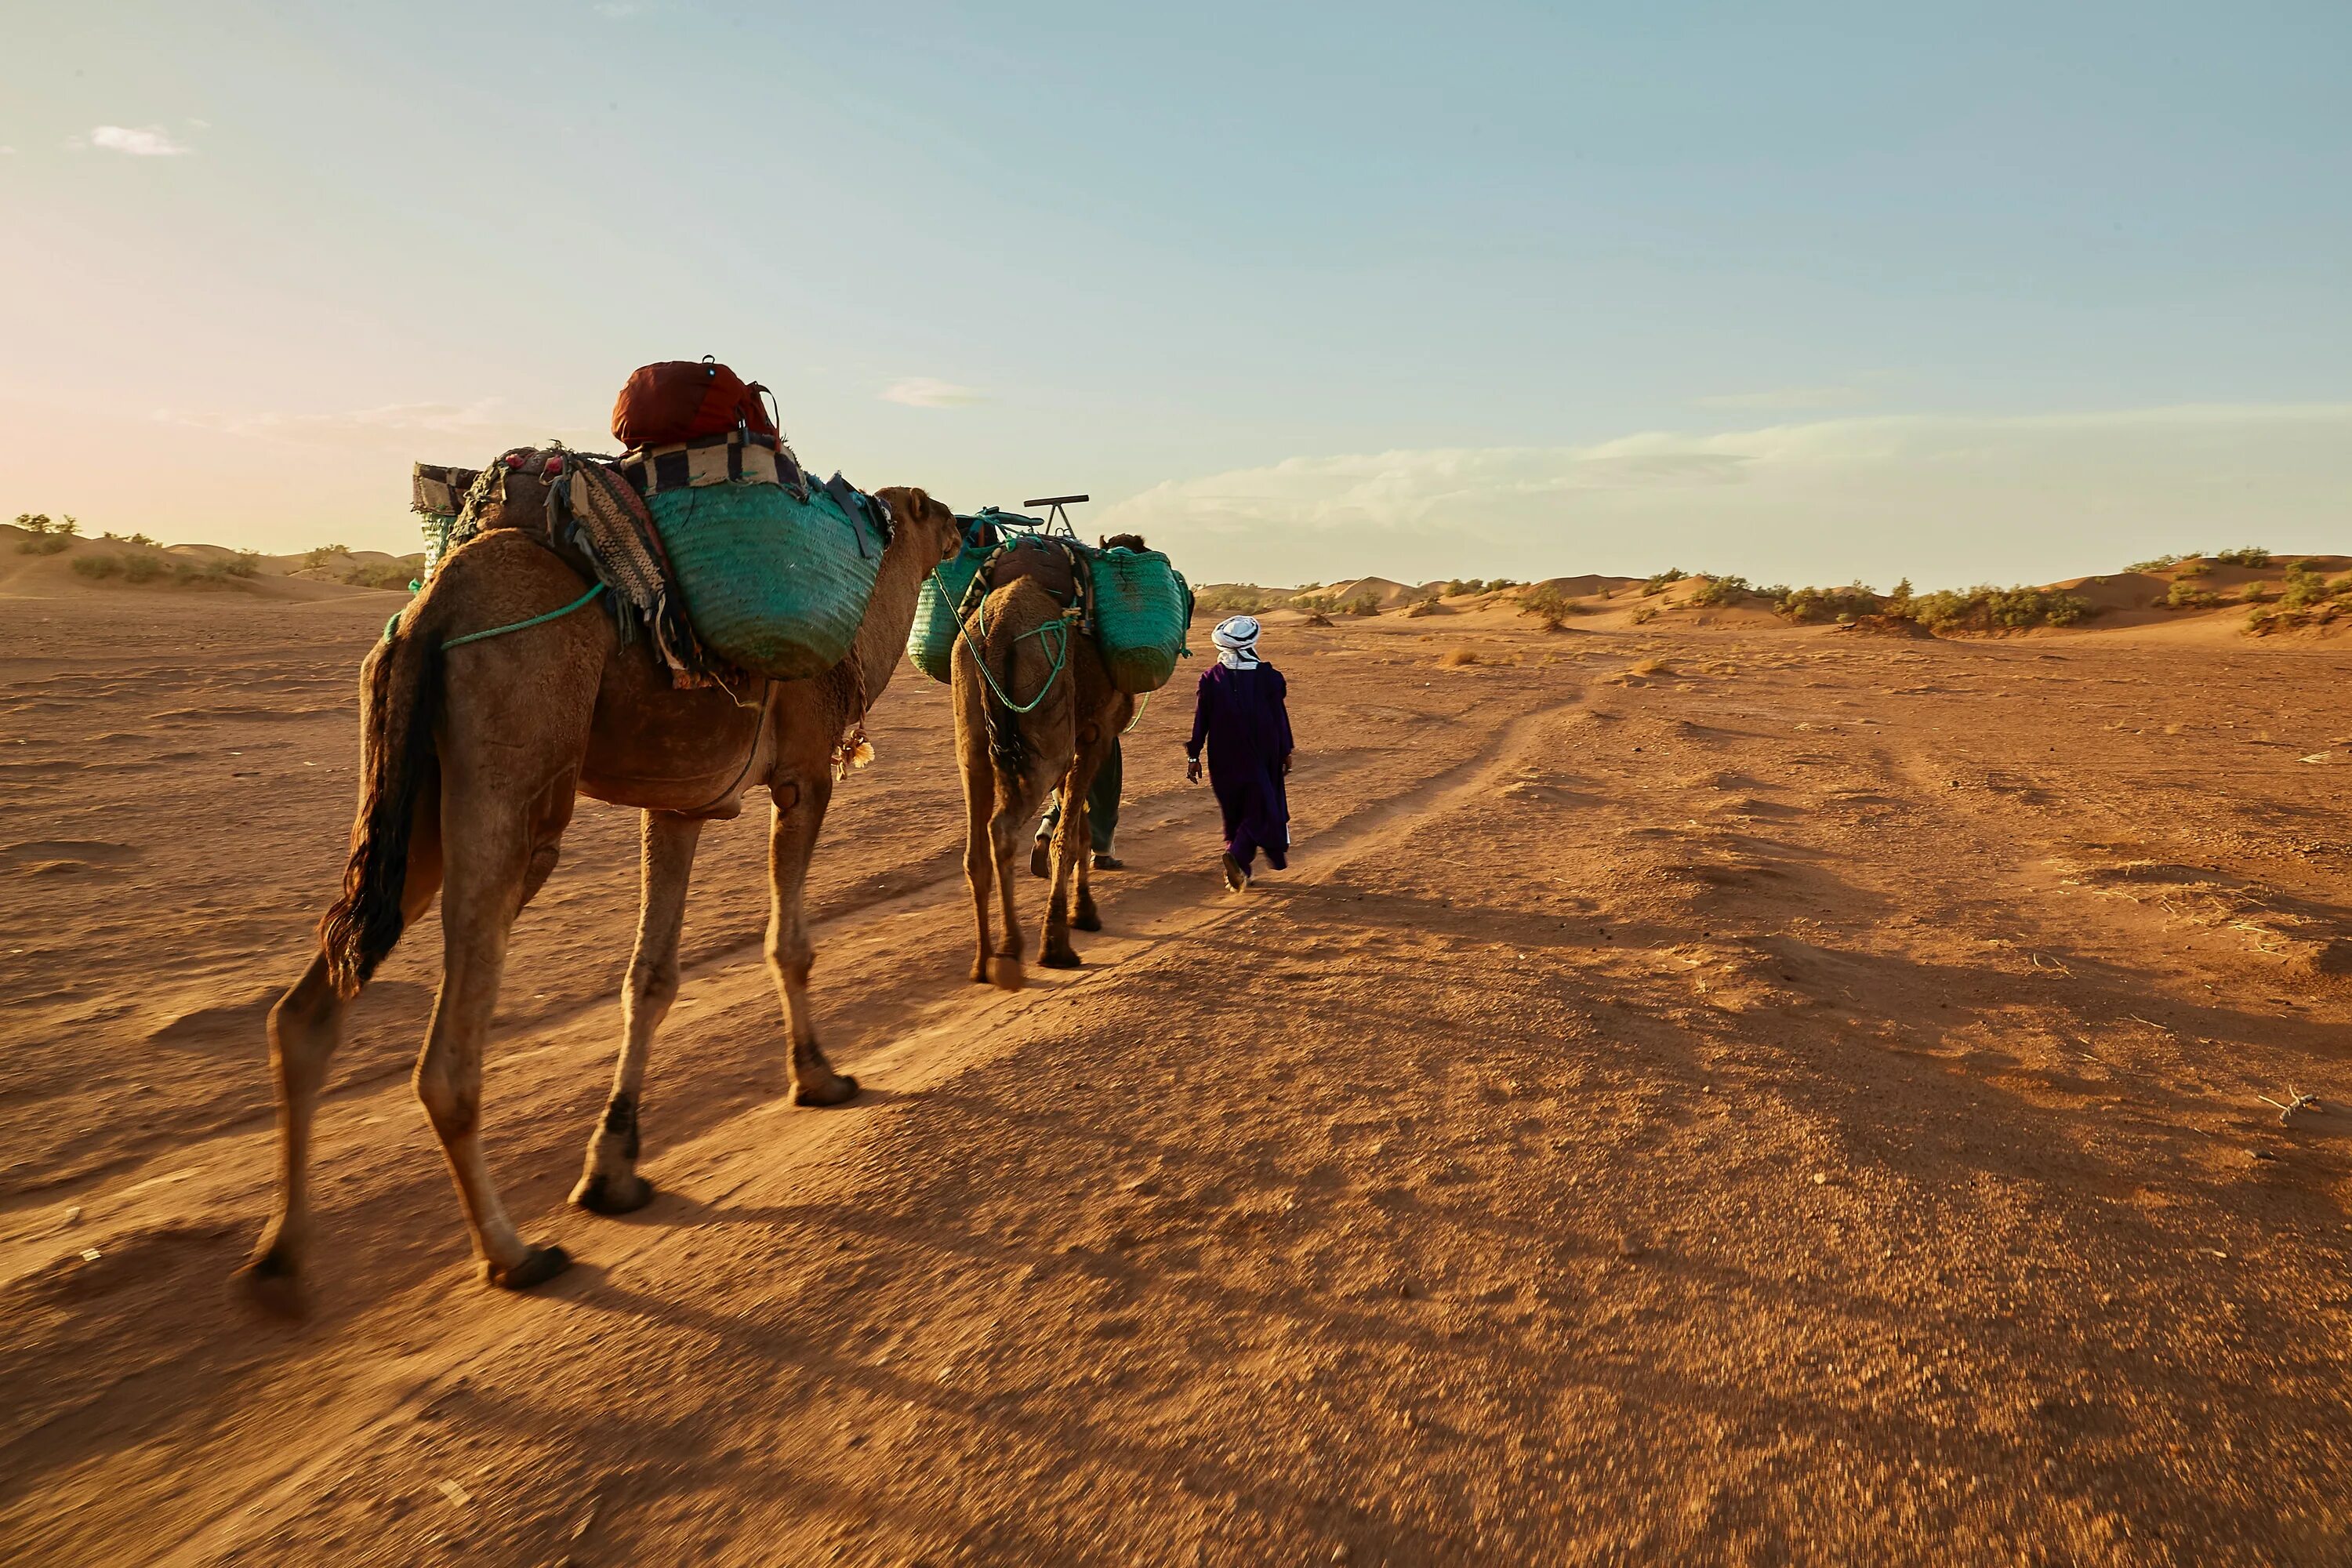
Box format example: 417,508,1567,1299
4,552,2352,1563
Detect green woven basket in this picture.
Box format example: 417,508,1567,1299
1090,547,1192,694
648,480,884,680
906,541,993,684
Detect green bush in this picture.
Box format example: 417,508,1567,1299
1517,583,1584,630
2213,546,2270,567
122,553,162,583
1639,567,1686,597
303,544,352,570
2280,565,2331,612
16,534,70,556
2175,558,2211,577
1686,573,1751,608
2161,580,2220,609
2125,554,2183,572
71,554,122,579
1907,584,2092,631
1195,584,1283,616
1342,590,1382,616
1775,582,1881,623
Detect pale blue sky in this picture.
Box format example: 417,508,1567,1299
2,2,2346,586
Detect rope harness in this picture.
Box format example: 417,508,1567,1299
436,582,610,650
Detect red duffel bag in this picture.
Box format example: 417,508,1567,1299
611,358,779,450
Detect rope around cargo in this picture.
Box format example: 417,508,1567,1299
438,583,609,651
940,566,1073,714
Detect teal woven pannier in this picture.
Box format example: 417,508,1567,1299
1090,546,1192,693
648,480,885,680
907,541,991,683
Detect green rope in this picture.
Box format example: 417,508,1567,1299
439,583,608,651
938,565,1073,714
1120,689,1152,735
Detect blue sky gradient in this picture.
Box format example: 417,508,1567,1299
2,2,2346,584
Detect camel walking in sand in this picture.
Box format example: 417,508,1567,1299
237,456,960,1310
953,576,1134,989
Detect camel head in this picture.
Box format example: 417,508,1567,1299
873,486,962,572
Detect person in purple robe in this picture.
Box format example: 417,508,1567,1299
1185,615,1294,891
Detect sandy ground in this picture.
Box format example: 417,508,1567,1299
5,590,2352,1566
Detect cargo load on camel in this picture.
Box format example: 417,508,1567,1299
408,359,895,685
906,506,1194,694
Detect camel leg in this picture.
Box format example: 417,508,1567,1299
416,791,573,1290
1040,750,1102,968
985,787,1031,990
238,790,443,1315
960,732,998,985
1072,797,1102,933
765,775,860,1106
572,810,702,1215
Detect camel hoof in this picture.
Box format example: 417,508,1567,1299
970,960,993,985
487,1243,572,1291
233,1248,307,1319
988,956,1025,991
571,1171,656,1216
1040,947,1082,970
793,1073,861,1108
1072,909,1102,933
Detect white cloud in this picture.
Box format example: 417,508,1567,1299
1094,404,2352,589
1694,384,1868,410
881,376,983,408
88,125,194,157
147,398,600,454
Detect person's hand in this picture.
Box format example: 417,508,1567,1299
1283,753,1294,775
1185,755,1203,783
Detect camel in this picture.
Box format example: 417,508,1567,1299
953,572,1134,989
236,452,962,1311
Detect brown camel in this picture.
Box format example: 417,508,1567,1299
953,575,1134,989
236,455,961,1311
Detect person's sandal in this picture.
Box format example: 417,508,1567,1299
1091,855,1124,871
1029,838,1051,879
1220,852,1246,892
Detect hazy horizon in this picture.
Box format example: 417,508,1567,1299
5,2,2347,590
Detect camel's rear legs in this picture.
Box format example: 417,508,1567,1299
985,791,1033,989
572,810,702,1215
765,775,859,1106
418,776,578,1290
237,796,443,1316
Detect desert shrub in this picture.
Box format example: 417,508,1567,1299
303,544,352,570
1404,598,1441,619
1438,646,1482,667
2175,558,2211,577
2213,546,2270,568
16,534,70,556
1517,583,1584,630
348,561,413,590
1628,657,1666,677
2280,565,2331,612
1196,584,1282,615
1907,584,2092,631
1342,590,1382,617
1293,592,1337,614
227,550,262,579
2125,553,2183,572
14,511,53,533
1628,604,1657,625
71,554,121,579
122,553,162,583
1639,567,1686,597
2161,580,2220,609
1775,582,1881,623
2239,581,2272,604
1686,573,1751,608
2245,604,2277,633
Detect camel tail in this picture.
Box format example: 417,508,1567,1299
318,619,441,998
977,585,1032,779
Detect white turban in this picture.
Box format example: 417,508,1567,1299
1211,615,1261,669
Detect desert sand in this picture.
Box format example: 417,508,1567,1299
5,568,2352,1565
